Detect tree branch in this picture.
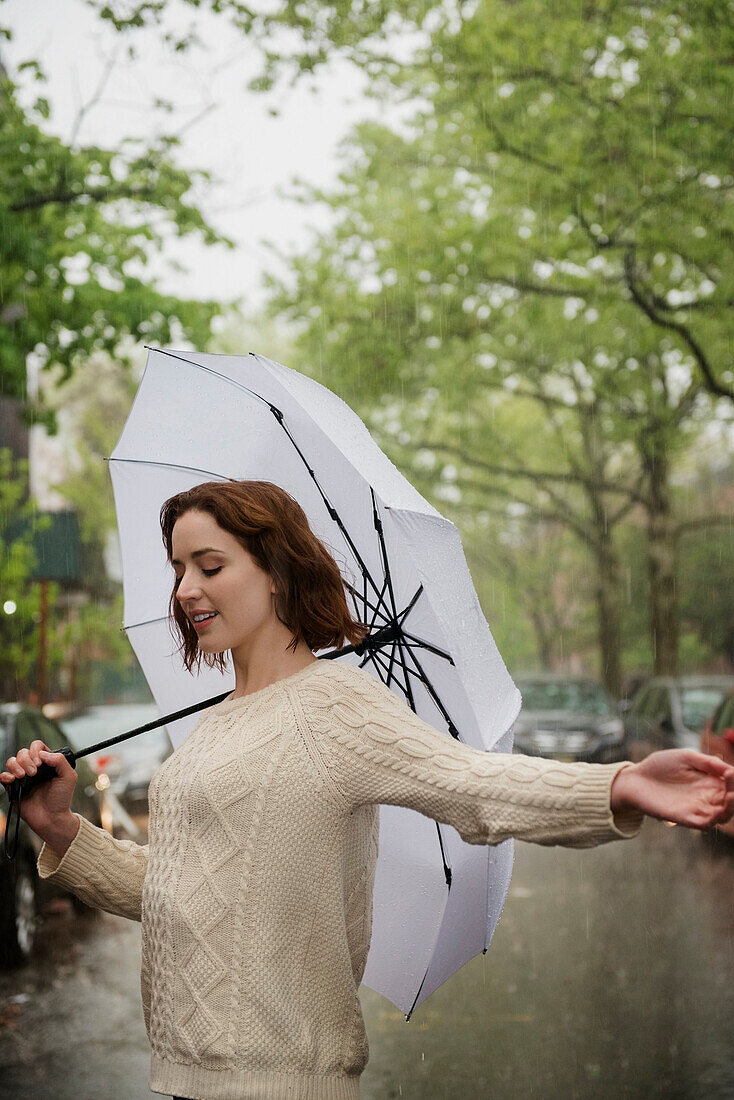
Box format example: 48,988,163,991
9,183,161,213
674,514,734,538
408,437,646,504
623,244,733,401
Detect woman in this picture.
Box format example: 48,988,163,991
3,480,733,1100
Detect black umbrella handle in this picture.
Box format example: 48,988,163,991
3,747,77,805
3,748,77,862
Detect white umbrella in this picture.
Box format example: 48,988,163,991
109,346,521,1017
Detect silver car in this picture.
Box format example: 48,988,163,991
61,704,173,812
623,675,734,760
511,673,626,763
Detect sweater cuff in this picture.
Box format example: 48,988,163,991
37,813,107,890
572,761,645,843
608,762,646,837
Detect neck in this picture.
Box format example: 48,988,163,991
229,631,317,699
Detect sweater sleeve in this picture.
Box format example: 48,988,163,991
37,812,149,922
308,669,644,849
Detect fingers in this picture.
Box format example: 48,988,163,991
37,750,71,776
17,747,38,775
1,745,69,785
718,792,734,824
2,755,27,781
687,751,734,780
1,739,52,782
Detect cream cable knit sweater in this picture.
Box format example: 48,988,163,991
37,659,643,1100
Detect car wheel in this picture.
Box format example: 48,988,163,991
0,853,38,969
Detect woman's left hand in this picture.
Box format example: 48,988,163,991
610,749,734,830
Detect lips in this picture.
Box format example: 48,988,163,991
190,611,218,631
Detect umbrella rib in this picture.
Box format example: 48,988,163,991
344,581,390,628
145,347,279,415
396,585,423,625
369,576,392,632
399,639,462,741
395,636,418,710
368,643,409,695
386,638,400,688
122,613,174,631
265,401,389,608
400,634,455,665
110,457,232,482
393,587,454,664
371,643,428,700
150,347,389,609
370,487,400,625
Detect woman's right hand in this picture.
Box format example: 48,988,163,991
1,740,78,838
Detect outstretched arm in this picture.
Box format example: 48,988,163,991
610,750,734,830
306,668,647,848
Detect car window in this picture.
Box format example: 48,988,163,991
680,688,727,732
518,680,613,715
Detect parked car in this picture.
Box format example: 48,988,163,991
510,673,626,763
0,704,104,969
623,675,734,760
700,689,734,839
61,704,172,814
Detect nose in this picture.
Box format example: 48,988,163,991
175,569,203,605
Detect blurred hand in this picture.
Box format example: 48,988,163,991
1,740,78,839
611,749,734,830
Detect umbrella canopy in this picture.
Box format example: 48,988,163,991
109,346,521,1017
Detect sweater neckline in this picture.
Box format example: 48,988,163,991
210,659,328,715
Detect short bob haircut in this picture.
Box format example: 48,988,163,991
160,480,370,673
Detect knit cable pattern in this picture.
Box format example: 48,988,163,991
36,658,643,1100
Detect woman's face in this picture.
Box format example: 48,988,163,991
171,509,278,655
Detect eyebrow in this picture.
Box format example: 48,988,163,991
171,548,225,565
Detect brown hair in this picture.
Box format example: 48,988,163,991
159,480,370,673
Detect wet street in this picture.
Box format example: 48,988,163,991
2,819,733,1100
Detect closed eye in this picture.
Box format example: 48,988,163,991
172,565,222,588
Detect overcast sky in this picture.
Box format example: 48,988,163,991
4,0,396,310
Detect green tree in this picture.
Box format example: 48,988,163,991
261,0,732,682
0,449,51,698
0,53,225,417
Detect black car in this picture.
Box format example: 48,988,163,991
623,675,734,760
511,673,627,763
0,704,103,969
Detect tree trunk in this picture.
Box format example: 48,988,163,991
530,609,554,669
594,538,623,698
644,444,679,675
578,404,624,698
